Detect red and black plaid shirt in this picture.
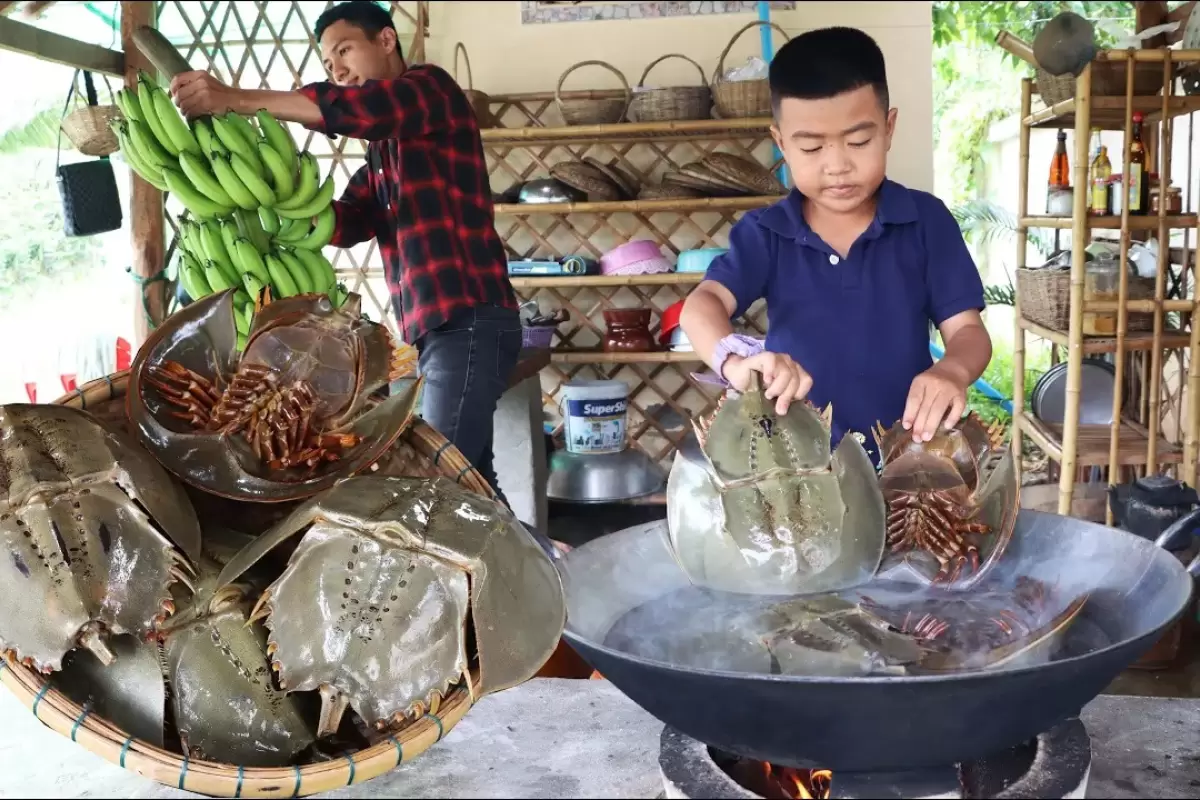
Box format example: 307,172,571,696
298,64,516,344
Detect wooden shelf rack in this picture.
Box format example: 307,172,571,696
1011,47,1200,519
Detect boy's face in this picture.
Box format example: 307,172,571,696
770,85,897,215
320,20,402,86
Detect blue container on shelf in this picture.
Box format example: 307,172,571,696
676,248,728,273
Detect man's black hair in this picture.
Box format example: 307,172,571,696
316,0,401,54
768,27,889,115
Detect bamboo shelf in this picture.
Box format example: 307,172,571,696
481,91,776,468
494,195,782,216
509,274,704,289
1009,46,1200,520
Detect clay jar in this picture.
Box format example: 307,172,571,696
603,308,655,353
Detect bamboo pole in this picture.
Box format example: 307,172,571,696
494,195,781,216
1185,214,1200,488
121,1,166,347
1146,51,1174,470
510,274,703,288
1059,63,1093,516
1106,52,1137,525
1012,78,1033,487
480,117,772,145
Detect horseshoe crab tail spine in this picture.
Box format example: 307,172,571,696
316,684,350,738
76,623,116,666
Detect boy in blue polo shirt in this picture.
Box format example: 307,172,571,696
680,26,993,465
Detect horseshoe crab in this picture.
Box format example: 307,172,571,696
858,576,1089,672
0,403,201,673
665,377,886,596
127,289,423,504
212,475,566,739
50,528,317,767
872,413,1019,587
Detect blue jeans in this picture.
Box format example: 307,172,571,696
416,304,523,507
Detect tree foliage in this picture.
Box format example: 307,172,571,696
933,1,1135,56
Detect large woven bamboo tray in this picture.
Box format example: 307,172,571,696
0,370,497,798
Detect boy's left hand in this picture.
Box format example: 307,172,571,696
902,361,971,442
170,70,237,118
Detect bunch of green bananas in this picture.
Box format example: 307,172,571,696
110,70,351,347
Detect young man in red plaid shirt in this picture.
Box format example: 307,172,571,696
170,1,523,506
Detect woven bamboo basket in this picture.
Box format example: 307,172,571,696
0,370,496,798
710,20,791,119
628,53,711,123
555,60,632,125
1017,266,1156,334
453,42,496,129
1036,60,1167,105
62,105,121,157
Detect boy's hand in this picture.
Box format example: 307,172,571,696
723,352,812,415
903,361,971,442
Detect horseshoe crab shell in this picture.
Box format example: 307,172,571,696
665,382,887,596
0,404,200,673
213,475,566,738
126,289,423,504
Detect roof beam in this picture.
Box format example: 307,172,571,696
0,15,123,75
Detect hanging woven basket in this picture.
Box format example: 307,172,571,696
60,71,121,157
453,42,496,129
710,20,791,119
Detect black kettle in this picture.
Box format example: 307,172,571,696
1109,475,1200,553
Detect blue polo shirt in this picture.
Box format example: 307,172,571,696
704,179,985,465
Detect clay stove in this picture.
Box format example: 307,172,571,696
658,717,1091,800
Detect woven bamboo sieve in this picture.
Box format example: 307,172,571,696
0,370,487,798
453,42,496,129
628,53,711,123
555,60,632,125
711,20,791,119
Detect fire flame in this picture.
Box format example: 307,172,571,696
760,761,833,800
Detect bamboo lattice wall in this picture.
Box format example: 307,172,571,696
153,1,780,470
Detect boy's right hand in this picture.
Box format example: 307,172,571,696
722,352,812,415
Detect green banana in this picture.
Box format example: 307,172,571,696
292,205,336,250
276,248,315,294
274,216,310,244
264,253,301,297
242,271,268,299
137,74,180,157
230,152,277,207
203,259,237,292
236,332,249,352
113,122,168,190
225,111,261,150
116,89,143,124
256,109,297,175
257,141,294,201
273,177,335,220
233,237,273,286
275,152,318,211
211,114,259,169
209,153,258,211
218,220,242,268
234,304,251,336
192,117,219,158
178,252,212,301
179,151,236,208
198,221,241,287
258,205,280,235
152,87,202,156
126,118,174,171
235,207,272,254
289,246,338,294
162,167,235,218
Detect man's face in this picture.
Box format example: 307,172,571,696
320,20,399,86
770,85,897,214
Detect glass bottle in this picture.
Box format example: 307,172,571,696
1089,129,1112,216
1126,111,1149,216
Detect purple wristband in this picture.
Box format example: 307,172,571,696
694,334,765,387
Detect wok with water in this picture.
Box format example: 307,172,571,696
558,509,1197,772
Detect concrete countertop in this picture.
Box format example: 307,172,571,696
1,678,1199,799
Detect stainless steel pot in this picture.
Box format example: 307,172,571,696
547,447,666,503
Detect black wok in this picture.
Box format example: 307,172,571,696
558,509,1196,772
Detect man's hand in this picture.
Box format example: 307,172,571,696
902,360,972,442
170,71,239,118
723,351,813,415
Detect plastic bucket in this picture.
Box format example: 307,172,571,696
561,379,630,455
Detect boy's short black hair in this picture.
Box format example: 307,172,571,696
768,27,889,115
315,0,400,53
